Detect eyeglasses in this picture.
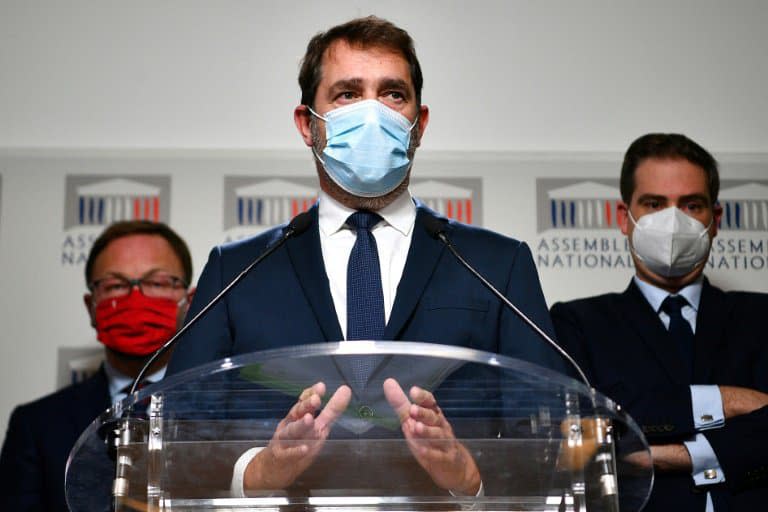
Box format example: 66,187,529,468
89,272,187,300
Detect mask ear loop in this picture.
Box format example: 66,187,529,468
304,105,329,167
306,105,325,121
625,208,650,266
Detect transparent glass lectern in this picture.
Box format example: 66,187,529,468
66,341,652,511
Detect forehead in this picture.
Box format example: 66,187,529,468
92,234,183,278
318,40,413,88
633,157,710,201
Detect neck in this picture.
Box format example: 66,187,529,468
105,349,171,379
634,267,704,294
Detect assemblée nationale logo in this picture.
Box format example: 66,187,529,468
222,176,318,241
222,176,483,241
536,178,768,271
61,175,171,265
410,178,482,226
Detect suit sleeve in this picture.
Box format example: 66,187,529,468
0,406,44,510
499,242,571,377
703,405,768,493
549,302,595,381
167,245,235,375
550,301,696,442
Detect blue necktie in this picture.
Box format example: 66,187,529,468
661,295,695,380
346,211,385,387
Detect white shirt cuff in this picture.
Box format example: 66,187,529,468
449,480,484,497
690,385,725,430
230,447,264,497
683,433,725,487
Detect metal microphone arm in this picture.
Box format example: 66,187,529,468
110,211,312,511
429,221,619,509
434,229,592,389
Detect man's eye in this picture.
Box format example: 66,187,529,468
685,202,704,212
644,200,661,209
337,91,357,101
144,279,171,289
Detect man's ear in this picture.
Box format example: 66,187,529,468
711,202,723,238
176,287,196,329
294,105,314,147
413,104,430,147
83,293,96,328
185,287,196,309
617,201,630,236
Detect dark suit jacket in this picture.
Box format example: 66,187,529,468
0,367,110,511
551,279,768,511
168,203,567,376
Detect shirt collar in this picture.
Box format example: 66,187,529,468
318,189,416,237
104,358,167,402
633,275,704,313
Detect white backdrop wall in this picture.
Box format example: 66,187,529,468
1,1,767,444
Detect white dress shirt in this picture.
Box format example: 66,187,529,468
104,359,166,403
318,189,417,339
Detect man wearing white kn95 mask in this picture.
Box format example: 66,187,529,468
551,133,768,512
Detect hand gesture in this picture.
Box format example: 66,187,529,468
383,377,481,495
243,382,351,491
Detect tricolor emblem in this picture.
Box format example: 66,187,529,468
540,180,621,232
718,181,768,231
224,177,318,230
410,178,481,225
64,176,170,229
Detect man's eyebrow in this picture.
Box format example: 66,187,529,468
379,78,410,92
678,193,710,203
327,78,364,94
635,193,668,203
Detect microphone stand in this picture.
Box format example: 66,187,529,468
108,212,312,511
426,217,618,512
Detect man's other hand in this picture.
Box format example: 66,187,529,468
383,377,481,496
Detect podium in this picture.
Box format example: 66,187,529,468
66,341,652,511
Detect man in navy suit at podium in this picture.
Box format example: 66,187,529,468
0,221,194,511
167,16,568,497
551,133,768,511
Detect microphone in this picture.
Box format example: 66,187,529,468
127,210,313,396
423,216,618,509
108,212,313,507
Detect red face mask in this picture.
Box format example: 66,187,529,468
94,289,180,356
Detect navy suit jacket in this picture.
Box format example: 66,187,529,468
0,367,110,511
551,279,768,511
168,203,567,376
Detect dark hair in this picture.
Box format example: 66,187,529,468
85,221,193,286
298,16,423,108
620,133,720,204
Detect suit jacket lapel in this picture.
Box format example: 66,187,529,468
621,281,691,383
692,278,727,383
285,205,344,342
383,206,447,340
68,366,111,437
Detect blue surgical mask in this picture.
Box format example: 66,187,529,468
308,99,417,198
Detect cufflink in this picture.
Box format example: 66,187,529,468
704,469,718,480
700,414,714,422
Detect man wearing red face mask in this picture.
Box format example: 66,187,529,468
0,221,194,512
